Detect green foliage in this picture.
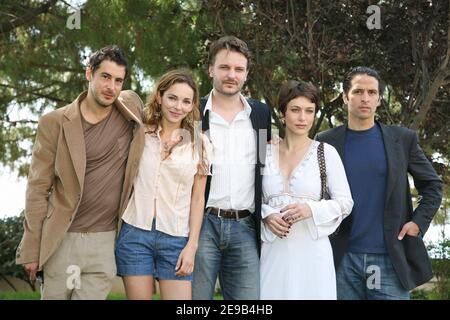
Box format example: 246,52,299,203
0,0,448,179
410,288,428,300
427,237,450,300
0,212,35,291
426,184,450,300
433,185,450,228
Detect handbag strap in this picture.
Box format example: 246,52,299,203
317,142,328,200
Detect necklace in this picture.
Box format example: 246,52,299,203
160,136,183,159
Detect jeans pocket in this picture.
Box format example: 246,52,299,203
117,222,134,244
238,215,256,232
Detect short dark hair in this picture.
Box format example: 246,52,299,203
88,45,128,79
343,66,384,96
278,80,320,115
208,36,252,69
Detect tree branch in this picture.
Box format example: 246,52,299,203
0,82,68,104
0,0,58,35
406,27,421,117
28,63,82,73
306,0,315,65
254,8,293,39
411,4,450,130
0,274,17,292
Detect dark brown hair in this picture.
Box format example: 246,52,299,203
208,36,251,69
88,45,128,79
277,80,320,115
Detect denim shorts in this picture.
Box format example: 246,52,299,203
115,220,192,281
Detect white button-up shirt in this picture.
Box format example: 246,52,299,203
204,90,257,212
122,126,213,236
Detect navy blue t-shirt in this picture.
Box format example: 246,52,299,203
344,123,387,253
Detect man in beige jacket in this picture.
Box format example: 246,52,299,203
16,45,145,299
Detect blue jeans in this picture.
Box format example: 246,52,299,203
336,252,410,300
192,212,260,300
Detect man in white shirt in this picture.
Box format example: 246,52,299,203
192,36,271,300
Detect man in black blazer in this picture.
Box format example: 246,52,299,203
192,36,271,300
316,66,442,299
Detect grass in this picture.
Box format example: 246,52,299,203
2,290,443,300
0,291,41,300
0,291,223,300
0,291,151,300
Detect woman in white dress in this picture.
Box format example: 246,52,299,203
260,80,353,300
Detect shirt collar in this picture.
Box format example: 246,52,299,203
146,124,163,138
204,89,252,117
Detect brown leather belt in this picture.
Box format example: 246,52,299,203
207,207,251,220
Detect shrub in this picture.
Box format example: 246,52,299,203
0,212,35,291
427,236,450,300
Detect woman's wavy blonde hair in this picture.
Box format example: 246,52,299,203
144,69,209,175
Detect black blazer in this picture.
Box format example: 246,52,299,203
200,96,272,253
316,122,443,290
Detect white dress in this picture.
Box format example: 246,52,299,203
260,141,353,300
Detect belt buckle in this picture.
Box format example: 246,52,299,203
217,208,224,219
234,209,240,221
217,208,239,220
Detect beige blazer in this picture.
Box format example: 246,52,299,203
16,90,145,269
